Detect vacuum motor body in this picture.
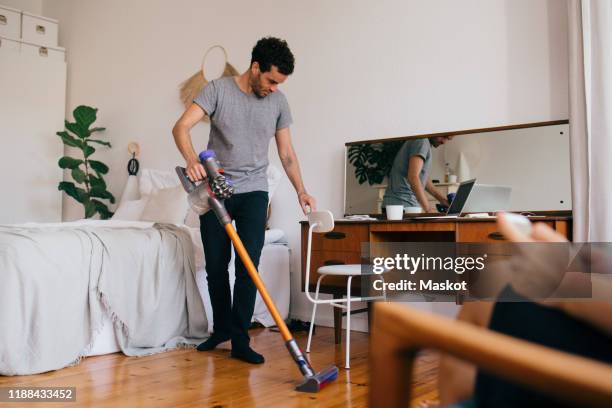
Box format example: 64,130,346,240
175,150,234,217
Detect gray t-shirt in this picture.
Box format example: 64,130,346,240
382,138,432,207
193,76,293,193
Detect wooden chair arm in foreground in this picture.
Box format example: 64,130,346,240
370,302,612,407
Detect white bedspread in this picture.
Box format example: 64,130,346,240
0,220,208,375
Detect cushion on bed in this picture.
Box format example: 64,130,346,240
139,168,181,196
117,175,141,206
126,168,189,224
264,228,286,244
267,163,282,199
184,207,200,228
140,185,188,224
112,198,148,221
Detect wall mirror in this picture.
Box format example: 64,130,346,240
344,120,571,215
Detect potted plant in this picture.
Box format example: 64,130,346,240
56,105,115,219
347,140,405,185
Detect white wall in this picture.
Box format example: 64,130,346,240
42,0,569,330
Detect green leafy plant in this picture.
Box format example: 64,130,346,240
347,141,405,185
56,105,115,219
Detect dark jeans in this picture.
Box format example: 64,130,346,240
199,191,268,348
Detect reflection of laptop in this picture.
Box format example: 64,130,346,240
413,179,476,219
463,184,511,212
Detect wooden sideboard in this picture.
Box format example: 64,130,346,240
300,214,571,294
299,214,572,341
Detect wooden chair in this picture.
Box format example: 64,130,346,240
370,302,612,407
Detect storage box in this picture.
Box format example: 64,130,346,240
0,35,20,55
20,40,65,62
0,5,21,39
21,11,58,47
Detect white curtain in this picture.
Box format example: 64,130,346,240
568,0,612,242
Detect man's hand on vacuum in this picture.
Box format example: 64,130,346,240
298,191,316,214
186,159,206,182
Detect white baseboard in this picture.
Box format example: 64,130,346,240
289,301,459,335
290,310,369,333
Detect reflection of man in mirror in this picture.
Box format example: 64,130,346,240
382,136,452,213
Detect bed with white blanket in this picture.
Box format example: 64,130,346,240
88,227,291,356
0,167,291,375
0,220,208,375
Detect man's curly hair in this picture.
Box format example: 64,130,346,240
251,37,295,75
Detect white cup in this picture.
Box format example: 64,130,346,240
404,206,422,214
386,205,404,220
448,174,457,183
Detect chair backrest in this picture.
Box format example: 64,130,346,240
303,210,335,299
307,210,334,233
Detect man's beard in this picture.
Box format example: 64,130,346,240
250,75,267,99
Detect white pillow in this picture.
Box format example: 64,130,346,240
267,164,282,199
185,208,201,228
139,169,180,196
112,198,148,221
117,175,141,207
140,185,189,224
264,228,286,244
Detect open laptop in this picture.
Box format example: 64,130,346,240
463,184,512,213
412,178,476,219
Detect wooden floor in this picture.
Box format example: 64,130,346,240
0,327,438,407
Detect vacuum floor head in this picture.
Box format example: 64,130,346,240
295,365,339,393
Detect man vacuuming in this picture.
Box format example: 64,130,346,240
172,37,316,364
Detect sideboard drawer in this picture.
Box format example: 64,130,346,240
310,224,369,252
457,221,554,243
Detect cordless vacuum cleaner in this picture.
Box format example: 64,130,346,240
176,150,338,393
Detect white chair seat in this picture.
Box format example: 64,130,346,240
318,264,363,275
318,264,390,275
